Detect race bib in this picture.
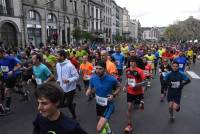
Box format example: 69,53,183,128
35,78,42,85
147,61,152,64
179,64,183,68
84,75,91,80
144,70,149,75
1,66,9,72
171,81,180,88
116,60,120,65
96,95,108,106
128,78,136,87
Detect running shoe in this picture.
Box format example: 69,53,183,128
124,124,133,133
0,104,5,116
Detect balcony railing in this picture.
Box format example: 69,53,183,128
0,7,14,16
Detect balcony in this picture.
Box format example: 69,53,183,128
0,7,14,16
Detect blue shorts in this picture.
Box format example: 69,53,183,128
96,103,114,120
167,93,181,105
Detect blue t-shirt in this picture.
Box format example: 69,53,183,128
33,64,52,84
0,56,19,79
112,53,125,69
164,71,189,95
89,74,118,98
174,56,187,72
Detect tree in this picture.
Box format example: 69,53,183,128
113,33,123,43
81,31,93,41
72,26,82,43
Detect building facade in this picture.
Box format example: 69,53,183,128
111,0,116,43
122,7,130,39
117,5,123,36
88,0,104,40
129,19,139,41
103,0,112,43
0,0,22,49
142,27,160,41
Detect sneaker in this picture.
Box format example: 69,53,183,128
0,104,5,116
169,116,175,122
107,131,113,134
139,101,144,111
176,106,180,112
124,124,133,133
160,95,164,102
5,108,11,114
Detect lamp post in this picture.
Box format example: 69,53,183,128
43,0,56,43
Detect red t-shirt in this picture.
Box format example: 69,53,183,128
144,64,152,77
125,67,145,95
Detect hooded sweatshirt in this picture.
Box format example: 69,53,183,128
56,59,79,93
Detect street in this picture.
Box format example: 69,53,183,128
0,62,200,134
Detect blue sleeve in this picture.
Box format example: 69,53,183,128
180,72,189,81
164,72,170,81
89,77,94,89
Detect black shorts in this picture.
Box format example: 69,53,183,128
127,93,144,104
167,93,181,105
4,77,16,88
83,80,89,89
96,103,114,120
117,69,123,76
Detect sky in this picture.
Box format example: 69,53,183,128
115,0,200,27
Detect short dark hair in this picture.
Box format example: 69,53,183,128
36,53,43,62
35,82,64,104
172,61,179,66
58,50,67,58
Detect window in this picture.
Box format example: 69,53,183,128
74,1,77,13
96,22,98,30
0,0,7,14
83,5,86,16
29,10,35,19
96,8,98,19
63,0,67,10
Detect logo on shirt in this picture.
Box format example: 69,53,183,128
48,131,56,134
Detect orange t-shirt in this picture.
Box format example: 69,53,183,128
106,60,118,75
80,62,93,80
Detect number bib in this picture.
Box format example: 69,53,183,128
147,61,152,64
171,81,180,88
35,78,42,85
128,78,136,87
84,75,91,80
179,64,184,68
1,66,9,72
96,95,108,106
144,70,149,75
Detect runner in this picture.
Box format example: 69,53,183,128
159,58,172,102
33,82,87,134
56,50,79,119
29,53,55,86
124,58,146,133
173,52,188,72
80,55,94,101
164,61,191,122
86,60,121,134
112,46,125,80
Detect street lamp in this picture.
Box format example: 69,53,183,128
44,0,56,43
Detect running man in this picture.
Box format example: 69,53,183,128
124,58,146,133
164,61,191,122
86,60,121,134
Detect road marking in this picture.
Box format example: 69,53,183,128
186,71,200,79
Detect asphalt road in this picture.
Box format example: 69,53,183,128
0,62,200,134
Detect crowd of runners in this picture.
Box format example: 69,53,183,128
0,42,200,134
